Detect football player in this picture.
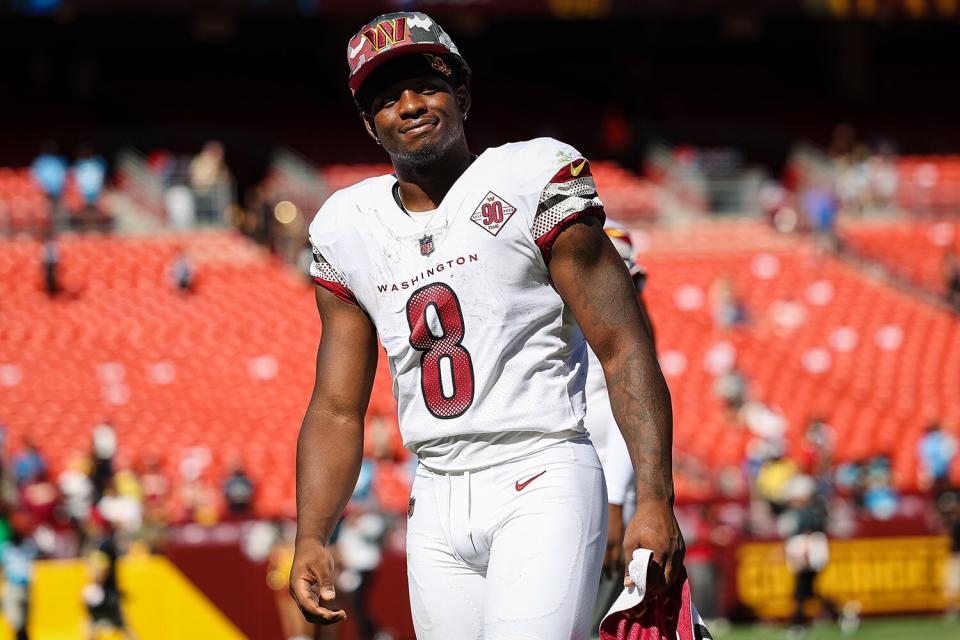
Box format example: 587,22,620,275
291,12,683,639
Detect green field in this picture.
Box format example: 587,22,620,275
718,616,959,639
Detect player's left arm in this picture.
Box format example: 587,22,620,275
549,215,684,592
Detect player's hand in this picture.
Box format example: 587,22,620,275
623,498,685,594
603,503,625,578
289,537,347,625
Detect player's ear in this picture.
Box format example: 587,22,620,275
455,85,471,121
361,113,382,146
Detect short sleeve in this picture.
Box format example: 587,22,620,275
531,156,606,263
309,243,359,307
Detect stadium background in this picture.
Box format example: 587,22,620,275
1,1,959,638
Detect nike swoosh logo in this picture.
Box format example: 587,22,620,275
570,159,587,177
515,470,547,492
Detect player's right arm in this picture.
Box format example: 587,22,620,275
290,286,378,625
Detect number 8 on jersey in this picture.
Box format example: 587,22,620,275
405,283,475,419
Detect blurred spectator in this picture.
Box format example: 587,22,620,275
760,180,795,233
13,438,46,487
0,508,11,546
242,184,275,248
335,510,386,640
1,514,37,640
223,463,255,517
744,437,780,484
59,455,95,534
91,419,117,500
137,457,170,551
41,230,61,297
862,455,898,520
179,477,219,525
798,418,837,511
98,473,143,536
714,364,748,420
73,144,107,217
867,142,898,209
168,248,195,293
835,145,870,214
189,140,231,223
802,180,839,251
710,276,749,329
798,417,836,477
189,141,227,190
146,149,174,179
30,142,68,230
945,251,960,313
756,447,798,516
783,475,837,635
164,182,197,230
82,512,134,640
19,469,60,553
917,422,957,494
850,461,869,512
138,457,168,507
178,448,218,525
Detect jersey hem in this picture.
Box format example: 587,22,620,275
412,428,589,474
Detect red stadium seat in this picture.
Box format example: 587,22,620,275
840,219,960,298
1,222,957,510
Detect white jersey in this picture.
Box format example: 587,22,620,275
309,138,605,471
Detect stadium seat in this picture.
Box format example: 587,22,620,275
840,219,960,298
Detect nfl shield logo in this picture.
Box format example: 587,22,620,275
419,234,435,257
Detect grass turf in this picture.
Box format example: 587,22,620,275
717,616,959,639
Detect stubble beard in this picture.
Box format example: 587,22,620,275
389,119,463,169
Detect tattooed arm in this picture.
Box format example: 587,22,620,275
549,215,685,590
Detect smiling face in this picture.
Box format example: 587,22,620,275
363,73,470,166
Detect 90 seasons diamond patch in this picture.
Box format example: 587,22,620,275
470,192,516,237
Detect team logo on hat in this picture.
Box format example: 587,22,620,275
360,17,409,53
423,53,452,77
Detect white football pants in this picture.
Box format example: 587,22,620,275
406,438,608,639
